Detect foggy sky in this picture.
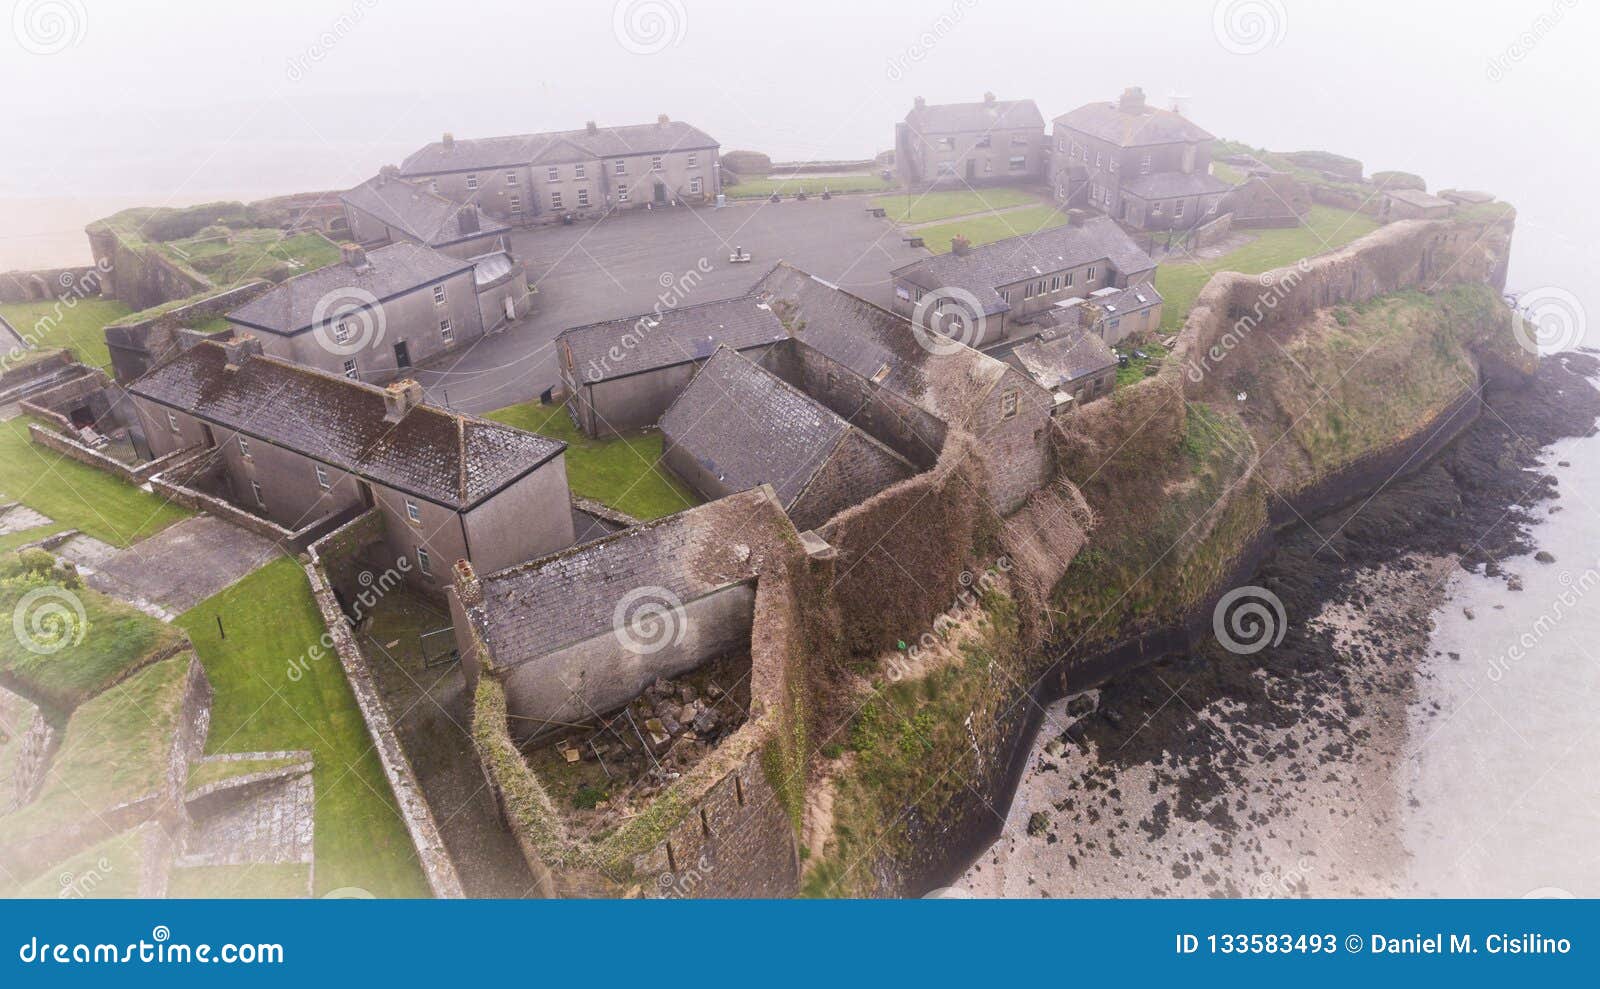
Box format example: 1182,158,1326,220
2,0,1595,318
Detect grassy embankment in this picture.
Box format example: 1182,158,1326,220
869,188,1048,225
484,401,701,521
176,558,430,898
0,299,132,371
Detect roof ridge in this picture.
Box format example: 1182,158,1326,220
557,292,768,339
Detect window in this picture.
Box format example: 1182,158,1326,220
334,320,352,344
416,546,431,575
404,499,421,523
509,195,522,214
1010,134,1029,147
686,152,697,168
689,176,702,194
1086,266,1098,281
936,161,956,176
465,173,478,190
1140,153,1152,175
984,158,993,174
1057,138,1066,153
551,190,563,210
1109,158,1119,173
1008,156,1026,172
577,188,590,207
428,179,437,193
614,159,626,175
237,436,250,459
1023,282,1033,300
1152,200,1164,215
505,170,517,186
251,480,265,508
342,359,357,379
999,289,1009,304
1094,152,1103,168
1174,199,1185,219
1001,390,1019,420
939,136,955,150
1050,275,1060,292
976,135,991,149
315,464,330,490
1064,271,1074,288
617,185,629,202
432,284,447,304
547,166,559,182
574,162,586,179
440,318,454,342
167,412,179,433
650,155,663,172
1206,198,1220,215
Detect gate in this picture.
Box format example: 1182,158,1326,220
420,626,459,669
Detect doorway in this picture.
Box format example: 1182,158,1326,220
394,341,411,369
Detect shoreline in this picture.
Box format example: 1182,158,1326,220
961,352,1600,897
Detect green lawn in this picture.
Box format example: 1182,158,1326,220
0,418,189,547
0,560,186,712
1115,339,1171,388
177,558,429,898
871,188,1046,225
484,402,701,521
1154,205,1381,334
0,299,133,371
182,231,341,287
914,205,1072,255
723,174,895,199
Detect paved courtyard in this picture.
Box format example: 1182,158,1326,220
66,515,282,619
412,197,928,414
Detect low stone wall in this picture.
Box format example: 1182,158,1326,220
0,266,102,304
304,513,465,899
26,422,193,485
149,452,346,552
1188,211,1234,248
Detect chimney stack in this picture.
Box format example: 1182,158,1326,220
1118,86,1146,113
983,91,996,105
913,96,926,110
340,243,369,270
222,334,263,371
377,164,399,186
657,113,669,126
456,206,480,235
383,379,425,422
951,234,972,256
442,132,455,149
585,120,599,135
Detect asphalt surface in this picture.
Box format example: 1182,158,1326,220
410,197,927,414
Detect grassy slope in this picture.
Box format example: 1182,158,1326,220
0,571,185,710
723,174,895,199
176,558,429,898
913,205,1071,255
871,188,1047,225
0,299,133,370
0,418,189,547
484,402,701,521
1154,205,1380,334
8,825,154,898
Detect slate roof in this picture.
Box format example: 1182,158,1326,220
1010,328,1117,390
890,217,1156,316
906,98,1044,135
340,175,510,247
558,295,788,384
1053,101,1214,147
475,487,789,665
228,242,470,337
659,347,854,505
1119,171,1231,200
398,120,720,175
752,263,1023,428
130,341,564,508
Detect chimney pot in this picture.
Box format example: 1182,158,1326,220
951,234,972,256
383,378,425,422
657,113,669,126
222,334,263,371
442,132,455,149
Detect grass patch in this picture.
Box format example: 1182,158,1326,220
723,174,895,199
176,558,429,898
2,656,192,854
1154,205,1380,334
0,553,185,711
871,188,1046,225
483,402,701,521
167,863,312,899
0,299,133,371
913,205,1071,255
0,418,190,547
1115,339,1171,388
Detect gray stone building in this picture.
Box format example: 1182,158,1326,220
1049,87,1228,231
557,295,788,436
341,171,512,260
1005,326,1119,413
226,242,525,384
128,338,575,594
398,117,721,224
888,216,1159,346
896,93,1047,186
659,347,914,531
